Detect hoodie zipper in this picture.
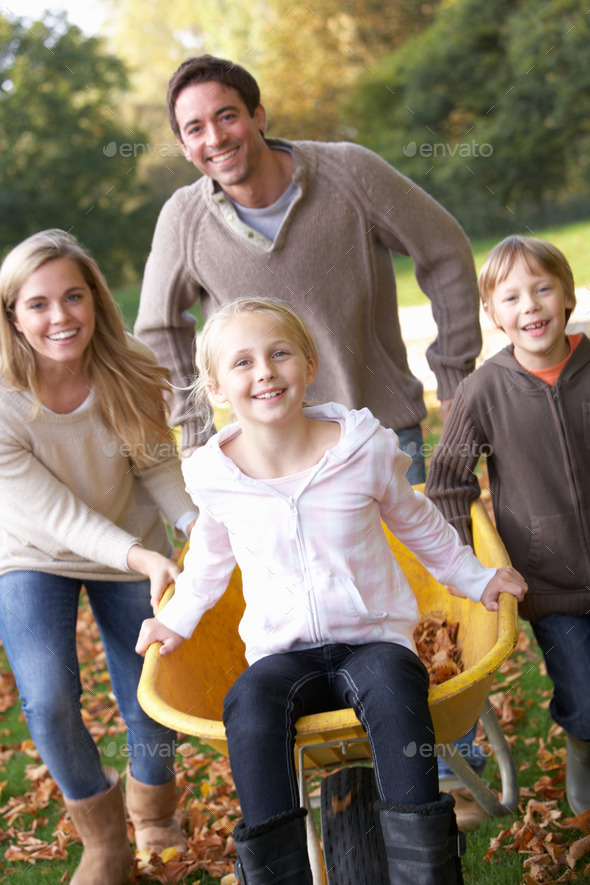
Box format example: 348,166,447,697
550,385,587,554
289,496,322,644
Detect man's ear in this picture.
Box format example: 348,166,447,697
254,103,267,136
176,137,191,161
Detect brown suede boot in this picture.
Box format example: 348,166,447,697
126,771,186,854
64,768,133,885
566,735,590,816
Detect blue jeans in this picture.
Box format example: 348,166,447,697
398,423,485,777
531,613,590,740
223,642,439,826
396,423,425,485
0,571,177,800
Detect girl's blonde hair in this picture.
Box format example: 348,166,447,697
0,229,174,467
192,297,319,434
478,235,576,323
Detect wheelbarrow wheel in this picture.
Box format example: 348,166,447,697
320,765,388,885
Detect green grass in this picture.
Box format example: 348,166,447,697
2,615,581,884
114,217,590,323
0,412,585,884
0,695,223,884
393,217,590,308
3,215,590,882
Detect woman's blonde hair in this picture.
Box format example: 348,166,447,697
0,229,174,467
478,235,576,323
192,296,319,435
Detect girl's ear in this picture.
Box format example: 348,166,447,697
208,382,228,405
305,357,317,386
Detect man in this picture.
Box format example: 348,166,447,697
135,54,482,481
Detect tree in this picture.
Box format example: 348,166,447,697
0,12,162,285
347,0,590,237
104,0,443,142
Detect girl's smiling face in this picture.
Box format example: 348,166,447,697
208,311,316,430
485,256,576,370
12,257,95,375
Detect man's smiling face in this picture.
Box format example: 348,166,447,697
175,80,267,197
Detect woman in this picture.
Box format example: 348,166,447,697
0,230,197,884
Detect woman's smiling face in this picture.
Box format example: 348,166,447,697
12,256,95,374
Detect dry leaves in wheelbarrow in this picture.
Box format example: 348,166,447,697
413,616,464,686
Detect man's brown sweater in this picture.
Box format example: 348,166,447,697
135,138,482,450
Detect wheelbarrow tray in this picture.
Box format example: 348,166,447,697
138,496,518,767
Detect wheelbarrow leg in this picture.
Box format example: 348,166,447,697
437,697,519,816
298,746,328,885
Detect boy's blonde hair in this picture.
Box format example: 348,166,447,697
192,297,319,434
478,235,576,323
0,229,174,467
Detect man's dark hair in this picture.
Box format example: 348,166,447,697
167,55,261,140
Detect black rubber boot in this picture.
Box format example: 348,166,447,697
566,735,590,815
375,792,465,884
233,807,313,884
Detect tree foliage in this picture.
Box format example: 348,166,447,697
104,0,443,141
348,0,590,236
0,12,161,285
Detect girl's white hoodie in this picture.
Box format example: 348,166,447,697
158,403,496,664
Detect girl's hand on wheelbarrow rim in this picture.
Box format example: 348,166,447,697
480,565,528,612
136,617,184,656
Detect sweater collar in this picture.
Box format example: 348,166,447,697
203,137,313,201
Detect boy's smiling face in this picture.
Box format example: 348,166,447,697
485,255,576,370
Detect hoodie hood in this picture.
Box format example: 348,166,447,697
187,402,383,488
485,335,590,391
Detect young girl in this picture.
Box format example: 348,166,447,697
136,297,527,885
0,230,198,884
426,236,590,820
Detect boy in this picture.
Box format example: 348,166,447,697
425,235,590,816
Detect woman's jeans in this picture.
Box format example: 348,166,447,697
531,613,590,740
223,642,439,826
0,571,177,800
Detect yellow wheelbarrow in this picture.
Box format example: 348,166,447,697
138,496,519,884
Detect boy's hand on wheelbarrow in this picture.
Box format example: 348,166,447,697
136,618,184,657
480,566,528,611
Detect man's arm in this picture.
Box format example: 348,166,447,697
354,145,482,402
134,194,208,451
